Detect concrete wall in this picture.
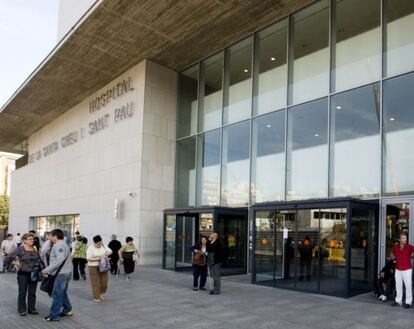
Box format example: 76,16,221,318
9,60,177,265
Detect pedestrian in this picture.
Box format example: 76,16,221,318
15,233,22,247
391,233,414,308
4,233,40,316
40,232,53,266
1,233,17,272
206,233,225,295
118,236,139,280
71,235,87,280
86,235,112,302
29,230,41,252
41,229,73,322
190,236,208,291
376,253,395,302
108,234,122,275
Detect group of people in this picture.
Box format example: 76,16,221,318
1,230,139,321
375,233,414,309
191,232,225,295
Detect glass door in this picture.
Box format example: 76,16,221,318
175,215,196,267
380,199,414,269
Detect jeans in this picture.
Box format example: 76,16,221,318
17,272,38,313
49,273,72,319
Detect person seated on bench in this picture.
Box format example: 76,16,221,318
376,254,396,302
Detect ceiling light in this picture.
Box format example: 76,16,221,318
270,57,276,61
389,117,395,121
243,69,249,73
314,133,319,137
336,106,342,110
266,124,272,128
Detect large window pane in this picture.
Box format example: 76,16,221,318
330,84,380,197
221,121,250,206
334,0,381,92
252,111,285,203
224,38,253,124
290,0,329,105
176,137,196,207
256,20,287,115
383,72,414,194
254,211,275,286
201,53,224,131
319,208,347,296
178,66,198,138
287,98,328,200
386,0,414,77
197,130,221,206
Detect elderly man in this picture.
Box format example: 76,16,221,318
206,233,225,295
1,234,17,272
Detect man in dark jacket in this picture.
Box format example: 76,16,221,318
108,235,122,275
376,254,395,302
207,233,225,295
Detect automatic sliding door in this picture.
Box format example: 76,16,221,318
176,216,196,267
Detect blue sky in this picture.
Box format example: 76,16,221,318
0,0,59,108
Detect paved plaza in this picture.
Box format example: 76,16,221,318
0,266,413,329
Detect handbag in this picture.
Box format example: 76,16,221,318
40,254,68,297
99,255,110,272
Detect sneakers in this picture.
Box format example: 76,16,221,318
199,287,206,291
100,294,105,300
28,310,39,314
44,316,60,322
193,287,198,291
378,295,387,302
19,312,27,316
390,301,401,307
93,298,101,303
61,310,74,317
404,304,411,309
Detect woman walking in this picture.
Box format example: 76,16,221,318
118,237,139,280
86,235,112,302
190,236,208,291
4,233,42,316
72,235,87,280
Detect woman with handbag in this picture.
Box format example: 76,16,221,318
86,235,112,302
190,236,208,291
118,236,139,280
4,233,42,316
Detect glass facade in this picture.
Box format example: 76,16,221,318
175,0,414,206
31,214,80,242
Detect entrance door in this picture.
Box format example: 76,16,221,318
175,215,196,267
380,199,414,269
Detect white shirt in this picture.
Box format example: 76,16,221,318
86,244,112,266
15,236,21,244
1,239,17,256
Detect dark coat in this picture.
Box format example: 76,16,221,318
206,239,226,264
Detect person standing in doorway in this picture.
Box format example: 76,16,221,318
191,236,208,291
391,233,414,308
41,229,73,322
207,233,225,295
108,234,122,275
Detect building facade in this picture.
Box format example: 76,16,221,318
1,0,414,296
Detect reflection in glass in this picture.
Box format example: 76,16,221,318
201,53,224,131
319,208,347,296
224,38,253,124
175,216,195,266
350,207,374,295
290,0,329,105
330,84,380,197
251,111,285,203
176,137,196,207
256,20,287,114
178,66,198,138
383,72,414,194
296,209,319,292
334,0,381,91
221,121,250,206
197,130,221,206
386,0,414,77
287,98,328,200
255,211,275,285
164,215,176,269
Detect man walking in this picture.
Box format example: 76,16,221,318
41,229,73,321
108,234,122,275
391,233,414,308
207,233,225,295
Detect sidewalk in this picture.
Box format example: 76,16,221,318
0,266,412,329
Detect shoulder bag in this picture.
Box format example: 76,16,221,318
40,254,68,297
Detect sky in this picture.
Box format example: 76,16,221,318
0,0,59,109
